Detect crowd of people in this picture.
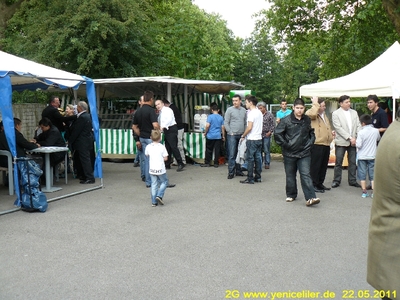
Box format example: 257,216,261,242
0,96,96,186
129,91,395,210
0,91,397,298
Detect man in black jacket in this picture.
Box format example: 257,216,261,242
0,118,39,168
33,118,66,167
42,95,76,134
274,98,320,206
68,101,95,184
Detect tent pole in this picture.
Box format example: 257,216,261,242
73,89,78,103
393,96,396,122
167,83,172,103
184,85,188,124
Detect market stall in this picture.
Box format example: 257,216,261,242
82,76,244,160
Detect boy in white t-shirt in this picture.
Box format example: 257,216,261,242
145,129,169,207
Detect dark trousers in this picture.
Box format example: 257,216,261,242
284,155,316,200
164,125,182,166
204,138,221,165
333,145,357,185
310,144,330,187
74,148,95,181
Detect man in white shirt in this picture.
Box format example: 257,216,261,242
239,95,263,184
155,99,185,172
331,95,361,188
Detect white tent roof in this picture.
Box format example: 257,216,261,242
80,76,244,98
300,41,400,98
0,50,85,90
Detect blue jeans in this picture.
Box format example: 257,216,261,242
139,137,152,186
261,136,271,166
135,148,145,180
134,149,141,163
246,139,262,182
227,134,242,175
283,155,316,200
150,173,169,205
357,159,374,181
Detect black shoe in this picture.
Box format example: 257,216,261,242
349,182,361,188
146,185,151,188
236,171,246,176
133,162,140,167
141,177,145,182
331,182,340,188
214,164,219,168
167,184,176,188
177,164,185,172
200,163,210,167
165,165,171,169
254,178,261,183
314,187,325,193
80,179,95,184
240,179,254,184
227,174,234,179
156,196,164,205
366,184,372,190
318,184,331,191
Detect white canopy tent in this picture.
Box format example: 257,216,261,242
0,50,102,213
300,41,400,120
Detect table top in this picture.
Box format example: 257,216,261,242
30,146,69,153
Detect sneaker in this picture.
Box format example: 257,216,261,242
177,164,185,172
227,174,234,179
133,162,140,167
240,179,254,184
156,196,164,205
361,192,369,198
306,198,320,206
371,193,373,198
213,164,219,168
152,203,158,207
286,197,296,202
200,164,210,167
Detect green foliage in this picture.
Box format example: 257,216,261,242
12,90,48,104
263,0,400,90
233,27,283,103
3,0,156,78
270,135,282,154
150,0,239,79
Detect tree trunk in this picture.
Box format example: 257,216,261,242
382,0,400,36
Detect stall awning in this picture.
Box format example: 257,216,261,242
80,76,244,98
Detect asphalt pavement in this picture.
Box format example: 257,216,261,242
0,158,375,299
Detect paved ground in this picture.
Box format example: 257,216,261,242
0,158,374,299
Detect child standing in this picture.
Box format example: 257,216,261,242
356,114,381,198
145,129,169,207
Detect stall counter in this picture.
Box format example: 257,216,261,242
99,129,206,161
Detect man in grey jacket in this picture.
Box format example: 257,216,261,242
224,94,247,179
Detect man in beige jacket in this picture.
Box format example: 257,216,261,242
331,95,361,188
305,96,334,193
367,109,400,300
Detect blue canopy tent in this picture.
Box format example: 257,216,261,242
0,50,102,211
